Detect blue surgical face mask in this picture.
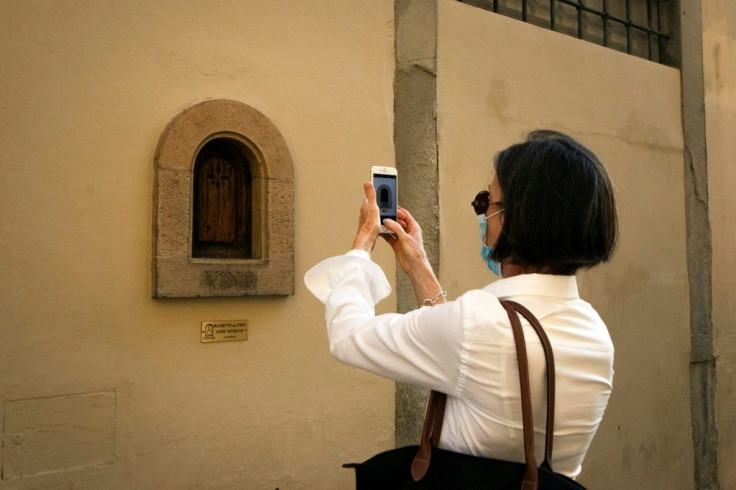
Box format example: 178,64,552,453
478,210,503,276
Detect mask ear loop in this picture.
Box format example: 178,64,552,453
484,208,504,220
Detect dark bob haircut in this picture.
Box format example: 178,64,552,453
491,130,617,275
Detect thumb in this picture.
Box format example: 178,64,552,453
383,218,403,236
363,181,375,200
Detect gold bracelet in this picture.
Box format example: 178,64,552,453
420,289,447,308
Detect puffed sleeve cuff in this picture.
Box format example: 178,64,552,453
304,250,392,305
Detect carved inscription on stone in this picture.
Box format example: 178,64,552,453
202,271,256,290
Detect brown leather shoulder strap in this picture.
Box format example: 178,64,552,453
503,300,556,468
502,300,539,489
411,390,446,481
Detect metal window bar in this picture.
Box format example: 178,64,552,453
459,0,670,64
626,0,632,54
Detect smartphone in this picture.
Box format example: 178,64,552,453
371,166,398,234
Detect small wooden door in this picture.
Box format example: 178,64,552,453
192,139,252,258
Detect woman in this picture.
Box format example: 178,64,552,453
304,130,617,479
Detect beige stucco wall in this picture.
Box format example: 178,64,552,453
437,1,692,488
702,1,736,488
0,1,396,488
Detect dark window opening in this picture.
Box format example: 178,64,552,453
192,138,253,259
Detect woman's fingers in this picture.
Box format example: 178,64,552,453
382,218,404,236
398,206,419,229
397,206,415,223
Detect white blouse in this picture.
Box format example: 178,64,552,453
304,250,614,478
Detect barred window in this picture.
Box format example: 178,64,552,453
459,0,671,64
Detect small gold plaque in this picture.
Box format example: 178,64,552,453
201,320,248,343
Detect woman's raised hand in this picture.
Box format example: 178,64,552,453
351,182,382,253
350,183,433,279
382,207,431,275
350,183,440,303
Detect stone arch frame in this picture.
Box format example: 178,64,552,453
153,99,294,297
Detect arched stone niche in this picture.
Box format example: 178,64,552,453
153,99,294,297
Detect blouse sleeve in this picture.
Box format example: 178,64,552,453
304,251,466,396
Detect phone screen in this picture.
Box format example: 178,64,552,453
373,174,397,224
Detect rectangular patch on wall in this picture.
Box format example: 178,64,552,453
2,391,116,480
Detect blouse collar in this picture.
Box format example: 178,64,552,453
483,273,579,300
